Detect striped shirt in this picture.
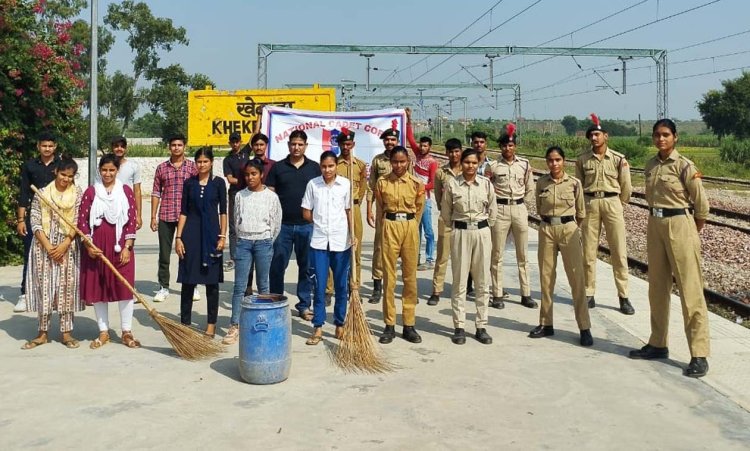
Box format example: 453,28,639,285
152,159,197,222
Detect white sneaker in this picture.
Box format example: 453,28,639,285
192,288,201,302
153,287,169,303
13,294,27,313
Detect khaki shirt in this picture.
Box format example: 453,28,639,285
488,155,534,203
441,174,497,226
536,173,585,219
337,156,368,203
375,172,425,219
434,163,461,211
367,151,414,202
644,150,709,220
575,147,632,203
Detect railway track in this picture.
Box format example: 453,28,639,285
526,213,750,317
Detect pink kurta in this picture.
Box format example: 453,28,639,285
78,184,137,304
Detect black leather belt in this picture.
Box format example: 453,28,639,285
353,199,360,205
585,192,619,198
385,212,415,221
496,198,525,205
453,220,489,230
649,207,693,218
541,215,575,225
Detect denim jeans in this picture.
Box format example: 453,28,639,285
310,247,350,327
269,223,314,313
231,238,274,325
419,198,435,263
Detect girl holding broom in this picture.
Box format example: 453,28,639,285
22,156,83,350
301,150,354,345
78,154,140,349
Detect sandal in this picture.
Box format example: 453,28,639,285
305,328,323,346
90,332,111,349
299,310,314,321
121,331,141,348
62,338,80,349
335,326,345,340
21,337,48,350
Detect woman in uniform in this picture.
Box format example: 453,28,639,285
530,146,593,347
628,119,710,378
374,146,425,344
441,149,497,345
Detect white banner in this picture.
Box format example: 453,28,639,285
260,106,406,164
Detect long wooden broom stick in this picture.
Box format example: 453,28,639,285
332,143,393,373
31,185,223,360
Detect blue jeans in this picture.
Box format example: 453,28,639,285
230,238,274,326
310,247,350,327
419,198,435,263
269,223,314,313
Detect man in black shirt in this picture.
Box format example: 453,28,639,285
223,131,250,271
15,131,60,312
265,130,321,319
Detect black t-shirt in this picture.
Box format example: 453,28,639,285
223,148,251,193
18,156,60,207
265,156,321,225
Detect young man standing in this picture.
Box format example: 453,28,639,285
575,114,634,314
249,133,275,180
223,131,250,272
109,136,143,230
265,130,321,319
405,108,438,271
151,134,197,302
15,131,60,312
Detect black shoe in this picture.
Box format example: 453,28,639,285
520,295,538,309
466,284,475,297
475,328,493,345
451,328,466,345
427,294,440,306
489,297,505,309
379,325,396,344
528,325,554,338
587,296,596,308
580,329,594,347
628,344,669,360
325,293,332,307
619,297,635,315
685,357,709,378
402,326,422,343
369,280,382,304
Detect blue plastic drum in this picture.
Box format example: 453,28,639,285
238,294,291,384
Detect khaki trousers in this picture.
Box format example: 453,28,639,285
327,204,363,291
490,203,531,297
450,227,491,329
581,196,629,297
431,216,453,294
646,214,710,357
382,218,418,326
538,222,591,330
372,210,384,280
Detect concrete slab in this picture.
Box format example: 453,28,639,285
0,200,749,450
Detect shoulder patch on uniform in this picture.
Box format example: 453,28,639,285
693,172,702,179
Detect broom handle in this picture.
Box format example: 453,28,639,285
31,185,154,313
347,149,358,290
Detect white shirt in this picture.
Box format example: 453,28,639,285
96,158,141,188
235,186,282,241
301,175,351,252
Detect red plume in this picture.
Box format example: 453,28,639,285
341,126,349,137
590,113,600,127
506,123,516,137
391,119,398,130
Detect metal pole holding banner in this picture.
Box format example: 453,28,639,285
88,0,98,184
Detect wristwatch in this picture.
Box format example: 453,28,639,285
126,243,133,250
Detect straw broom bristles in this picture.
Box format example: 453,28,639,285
31,185,223,361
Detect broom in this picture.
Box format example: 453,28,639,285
332,135,393,373
32,185,224,360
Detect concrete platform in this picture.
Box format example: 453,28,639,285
1,200,749,450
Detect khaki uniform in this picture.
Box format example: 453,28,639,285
375,172,425,326
431,163,461,294
441,174,497,329
368,152,393,280
575,148,632,298
487,156,534,297
326,156,368,291
536,173,590,330
644,150,710,357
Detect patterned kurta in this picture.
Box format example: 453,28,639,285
25,185,84,315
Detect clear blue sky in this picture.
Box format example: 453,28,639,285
98,0,749,121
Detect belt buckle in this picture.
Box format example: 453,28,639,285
594,192,605,198
465,222,478,230
395,213,407,221
549,217,562,226
653,208,664,218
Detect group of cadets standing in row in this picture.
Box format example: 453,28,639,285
14,113,711,378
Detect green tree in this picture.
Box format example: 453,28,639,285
697,72,750,139
561,115,578,136
145,66,213,140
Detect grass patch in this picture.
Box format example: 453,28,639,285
123,145,232,158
